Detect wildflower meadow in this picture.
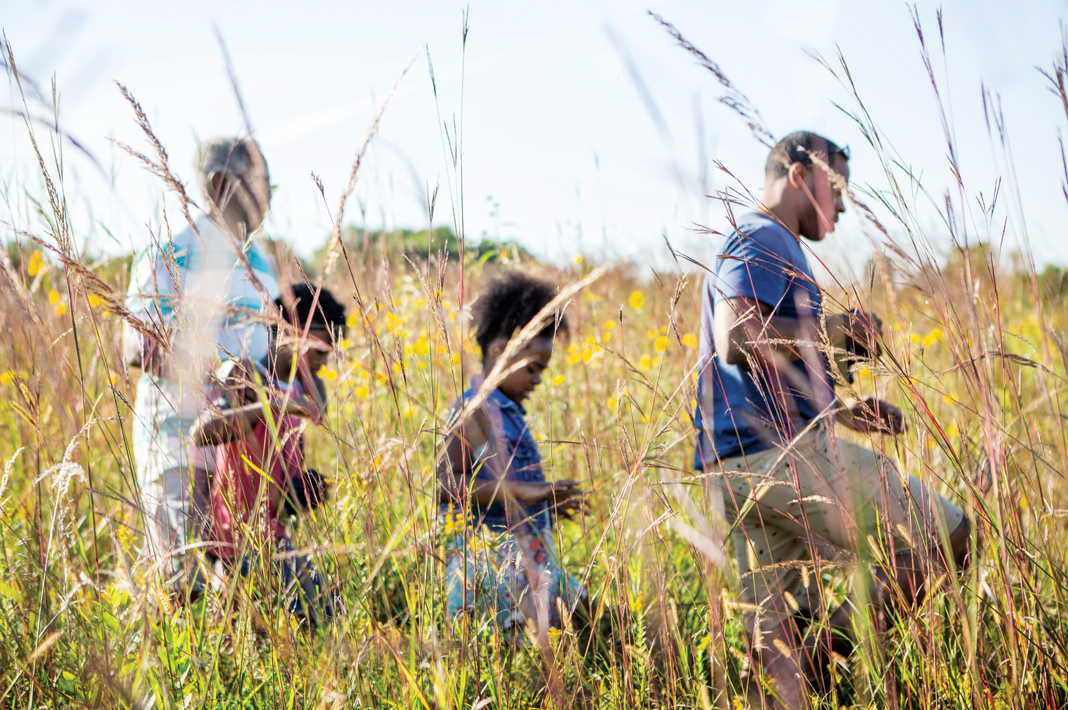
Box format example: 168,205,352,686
2,10,1068,710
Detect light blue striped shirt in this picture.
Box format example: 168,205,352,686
125,213,279,483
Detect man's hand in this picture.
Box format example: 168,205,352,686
841,396,906,435
826,310,884,358
123,321,173,377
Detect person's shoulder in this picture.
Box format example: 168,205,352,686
245,237,278,283
731,212,792,246
717,212,795,262
139,212,216,262
167,212,219,244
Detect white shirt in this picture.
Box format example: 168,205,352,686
125,213,279,484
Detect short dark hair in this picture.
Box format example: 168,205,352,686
765,131,848,179
274,284,347,339
472,272,568,357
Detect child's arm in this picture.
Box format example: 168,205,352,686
437,409,583,509
191,395,320,446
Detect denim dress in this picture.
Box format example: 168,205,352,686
441,380,585,634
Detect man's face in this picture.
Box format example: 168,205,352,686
494,336,554,404
234,170,272,231
212,166,272,231
799,153,849,242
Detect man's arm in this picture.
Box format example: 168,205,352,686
714,297,881,367
713,296,816,366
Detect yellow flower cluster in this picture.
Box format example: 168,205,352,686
26,251,44,277
440,507,469,536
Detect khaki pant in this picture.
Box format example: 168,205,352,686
714,424,964,618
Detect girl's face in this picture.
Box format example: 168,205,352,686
489,336,554,403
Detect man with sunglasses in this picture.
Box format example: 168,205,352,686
693,132,972,707
123,137,279,601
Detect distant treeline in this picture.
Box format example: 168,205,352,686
307,226,530,270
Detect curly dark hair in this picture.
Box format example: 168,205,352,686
274,283,348,338
472,272,568,358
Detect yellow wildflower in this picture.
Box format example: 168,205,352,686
574,255,584,265
48,290,60,305
682,333,697,348
412,337,430,357
604,320,615,331
355,384,370,399
923,327,945,349
346,314,359,329
640,354,651,369
628,291,644,310
87,293,102,308
318,365,338,381
552,374,565,386
653,336,668,353
0,371,14,386
26,251,43,277
54,303,68,317
582,349,594,364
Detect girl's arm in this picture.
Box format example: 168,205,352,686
437,414,582,508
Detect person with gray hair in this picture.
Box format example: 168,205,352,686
123,136,280,600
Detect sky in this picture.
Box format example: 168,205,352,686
2,0,1068,280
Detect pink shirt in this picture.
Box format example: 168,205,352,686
206,377,307,561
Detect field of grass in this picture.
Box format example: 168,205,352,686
2,19,1068,710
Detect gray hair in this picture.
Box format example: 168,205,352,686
193,137,269,203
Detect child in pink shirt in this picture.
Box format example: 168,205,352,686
192,284,345,627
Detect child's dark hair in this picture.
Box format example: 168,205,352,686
274,284,347,339
472,272,568,357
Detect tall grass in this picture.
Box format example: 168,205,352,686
1,11,1067,709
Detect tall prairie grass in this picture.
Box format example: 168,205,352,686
1,12,1067,710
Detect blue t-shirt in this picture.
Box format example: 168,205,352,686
693,212,834,466
443,386,550,533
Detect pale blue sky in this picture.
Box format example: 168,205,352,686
2,0,1067,278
